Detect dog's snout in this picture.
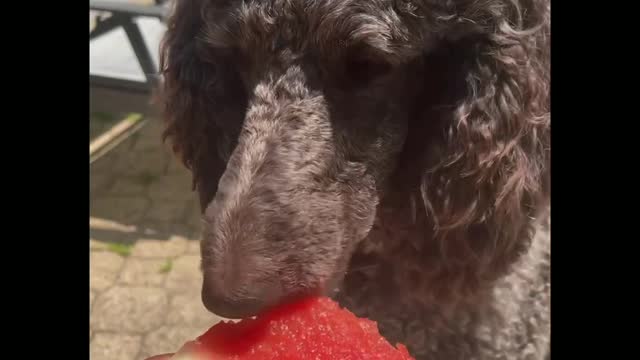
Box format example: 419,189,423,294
201,278,268,319
201,290,266,319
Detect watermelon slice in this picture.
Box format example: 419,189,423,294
169,296,414,360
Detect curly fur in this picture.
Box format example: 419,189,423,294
159,0,550,358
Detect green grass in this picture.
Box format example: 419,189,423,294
125,113,144,124
159,259,173,273
106,243,133,257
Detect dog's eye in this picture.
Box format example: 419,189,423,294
344,57,391,87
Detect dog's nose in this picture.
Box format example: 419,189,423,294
201,280,267,319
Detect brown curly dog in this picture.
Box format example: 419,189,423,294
159,0,550,358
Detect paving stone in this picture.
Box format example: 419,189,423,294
90,217,138,233
90,172,115,195
144,200,189,223
91,287,168,333
91,251,125,291
166,255,202,293
184,199,202,229
166,292,224,327
185,215,202,231
89,116,218,349
186,240,201,254
90,333,142,360
91,196,149,224
90,153,119,178
130,133,158,153
110,177,148,197
134,220,178,237
130,119,165,152
147,175,193,202
166,157,189,176
90,217,138,250
174,223,201,240
92,122,177,192
141,325,208,359
90,238,109,251
119,258,169,286
115,148,168,176
132,235,188,258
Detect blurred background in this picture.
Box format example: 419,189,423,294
90,1,223,359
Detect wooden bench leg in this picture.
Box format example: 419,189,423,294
90,113,147,164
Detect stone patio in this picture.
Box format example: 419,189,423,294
90,118,223,360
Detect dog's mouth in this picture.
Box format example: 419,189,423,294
321,272,347,298
201,265,348,319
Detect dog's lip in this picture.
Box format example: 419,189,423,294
275,278,342,303
325,286,341,297
319,272,346,297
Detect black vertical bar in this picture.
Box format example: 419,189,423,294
90,14,123,40
121,17,158,88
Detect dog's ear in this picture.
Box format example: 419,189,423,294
416,0,550,283
159,0,245,209
160,0,209,172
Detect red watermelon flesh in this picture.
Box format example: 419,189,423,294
170,296,414,360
